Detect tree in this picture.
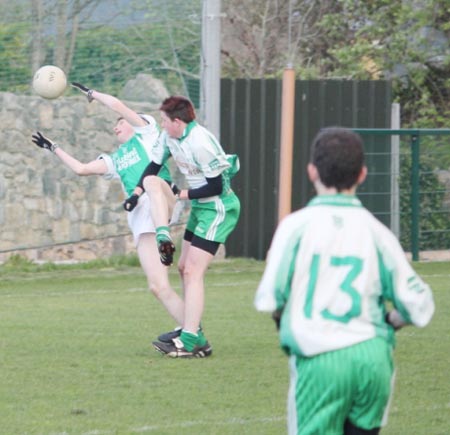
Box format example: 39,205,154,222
316,0,450,127
0,0,202,95
221,0,450,127
221,0,339,78
30,0,105,73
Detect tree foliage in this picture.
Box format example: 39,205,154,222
221,0,450,128
2,0,448,128
0,23,29,91
0,0,201,96
1,0,449,142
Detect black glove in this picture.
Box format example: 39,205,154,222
385,310,406,331
170,182,180,196
272,308,283,331
31,131,59,153
71,82,94,102
123,194,139,212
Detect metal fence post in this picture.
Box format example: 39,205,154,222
411,134,420,261
390,103,401,238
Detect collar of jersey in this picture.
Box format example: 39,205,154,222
121,133,140,148
178,121,197,142
308,194,362,207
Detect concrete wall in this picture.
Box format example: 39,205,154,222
0,92,161,263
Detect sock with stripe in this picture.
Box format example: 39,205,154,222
180,330,207,351
156,226,173,244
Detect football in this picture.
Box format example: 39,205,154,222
32,65,67,99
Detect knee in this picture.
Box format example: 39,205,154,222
177,262,185,278
149,281,170,300
143,175,161,194
180,263,201,285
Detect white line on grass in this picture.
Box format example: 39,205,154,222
419,274,450,278
77,415,286,435
47,403,450,435
0,281,258,299
131,416,286,432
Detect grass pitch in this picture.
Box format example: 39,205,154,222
0,257,448,434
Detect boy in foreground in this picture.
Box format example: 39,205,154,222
255,127,435,434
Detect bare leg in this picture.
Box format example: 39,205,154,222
143,176,175,228
137,232,184,325
178,240,214,334
143,176,177,265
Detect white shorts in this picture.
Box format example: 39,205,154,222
127,194,156,245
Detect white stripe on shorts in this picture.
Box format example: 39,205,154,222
206,198,226,240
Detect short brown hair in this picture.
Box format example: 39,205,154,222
311,127,364,191
159,96,196,123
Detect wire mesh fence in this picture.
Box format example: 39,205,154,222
355,129,450,260
0,0,202,104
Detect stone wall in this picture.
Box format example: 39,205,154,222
0,91,174,263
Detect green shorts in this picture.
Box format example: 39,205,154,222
186,190,240,243
288,338,394,435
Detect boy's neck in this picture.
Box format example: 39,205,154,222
314,181,357,196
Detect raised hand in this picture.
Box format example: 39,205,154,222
71,82,94,102
123,194,139,212
31,131,59,153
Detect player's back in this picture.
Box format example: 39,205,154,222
278,195,397,356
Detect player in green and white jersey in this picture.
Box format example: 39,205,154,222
31,84,186,335
124,96,241,358
255,127,435,435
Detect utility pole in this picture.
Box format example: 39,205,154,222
277,65,296,222
200,0,222,139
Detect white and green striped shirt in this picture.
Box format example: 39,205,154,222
255,194,434,357
151,121,231,189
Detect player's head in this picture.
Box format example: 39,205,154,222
309,127,366,192
113,117,134,144
159,96,196,138
113,114,149,144
160,96,196,122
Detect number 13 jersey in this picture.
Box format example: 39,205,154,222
255,194,435,357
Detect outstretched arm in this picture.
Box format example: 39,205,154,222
31,131,107,176
71,82,146,128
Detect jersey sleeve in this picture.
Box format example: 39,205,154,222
254,214,302,312
150,132,171,165
133,116,160,157
97,153,118,180
378,231,435,328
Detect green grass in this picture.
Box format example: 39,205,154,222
0,258,448,434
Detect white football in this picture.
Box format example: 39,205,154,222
32,65,67,99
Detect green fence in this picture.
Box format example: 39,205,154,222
354,129,450,261
222,79,393,260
